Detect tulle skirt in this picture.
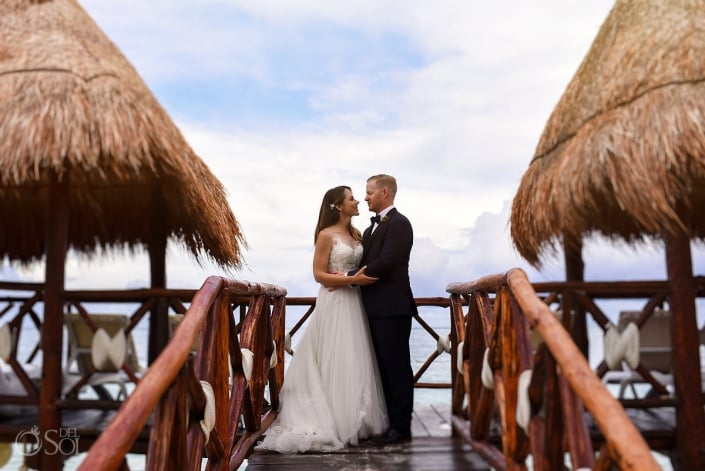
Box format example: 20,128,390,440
256,284,388,452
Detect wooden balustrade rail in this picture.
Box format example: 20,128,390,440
2,275,690,469
284,296,453,389
447,268,660,470
77,277,286,471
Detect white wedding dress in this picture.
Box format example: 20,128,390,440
257,236,388,452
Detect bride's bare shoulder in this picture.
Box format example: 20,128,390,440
319,227,345,240
318,227,356,248
316,228,337,246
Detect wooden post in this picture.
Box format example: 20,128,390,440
189,293,229,469
148,196,168,364
39,172,69,471
563,234,588,358
664,229,705,470
146,367,189,470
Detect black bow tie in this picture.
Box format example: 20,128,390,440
371,215,381,225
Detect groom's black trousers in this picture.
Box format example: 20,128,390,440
367,315,414,435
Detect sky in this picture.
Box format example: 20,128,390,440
4,0,705,297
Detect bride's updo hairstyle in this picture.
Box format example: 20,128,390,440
314,186,362,243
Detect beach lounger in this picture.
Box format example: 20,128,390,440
64,313,142,401
606,309,675,398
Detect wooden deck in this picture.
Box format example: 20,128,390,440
246,403,492,471
246,402,678,471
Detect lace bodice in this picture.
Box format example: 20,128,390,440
328,236,362,273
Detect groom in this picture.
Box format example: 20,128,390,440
351,174,416,445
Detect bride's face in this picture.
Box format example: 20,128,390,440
340,189,360,216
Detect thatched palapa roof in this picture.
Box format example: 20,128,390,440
0,0,244,268
511,0,705,267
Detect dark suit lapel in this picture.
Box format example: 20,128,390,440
362,208,398,263
362,224,373,246
361,225,373,263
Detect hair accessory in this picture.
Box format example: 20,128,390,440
329,203,335,210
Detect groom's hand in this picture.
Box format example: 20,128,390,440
350,266,378,286
325,271,345,291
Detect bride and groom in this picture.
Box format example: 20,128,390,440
257,174,416,452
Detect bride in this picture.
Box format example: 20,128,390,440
257,185,388,452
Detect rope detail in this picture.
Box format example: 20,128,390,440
199,381,216,444
284,333,294,355
481,348,495,390
91,328,127,372
456,341,464,374
604,322,640,370
0,324,11,363
269,341,278,369
241,348,254,383
436,333,451,354
515,370,533,435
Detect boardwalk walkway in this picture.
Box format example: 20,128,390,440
246,403,492,471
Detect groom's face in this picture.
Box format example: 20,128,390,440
365,180,385,213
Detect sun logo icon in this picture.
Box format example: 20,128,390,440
14,425,41,456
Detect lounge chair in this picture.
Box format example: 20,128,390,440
64,313,142,400
605,309,674,398
0,323,42,416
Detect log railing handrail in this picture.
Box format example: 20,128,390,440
77,276,287,471
451,276,695,406
0,277,692,467
0,287,45,401
0,288,452,418
447,268,660,470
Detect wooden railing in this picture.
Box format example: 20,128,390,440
0,282,45,407
0,283,201,416
0,283,451,467
2,273,697,468
77,277,286,471
284,296,453,391
530,277,705,409
447,268,660,470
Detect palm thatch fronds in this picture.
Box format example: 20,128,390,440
0,0,244,268
511,0,705,267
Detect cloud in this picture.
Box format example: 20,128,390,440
14,1,669,300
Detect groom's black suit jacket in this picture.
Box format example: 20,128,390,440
358,207,416,434
359,208,417,318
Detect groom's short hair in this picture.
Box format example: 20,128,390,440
368,174,397,198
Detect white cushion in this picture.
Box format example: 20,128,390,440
91,328,127,372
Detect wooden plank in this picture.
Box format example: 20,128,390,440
247,437,491,471
411,408,429,437
412,403,452,438
247,406,474,470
